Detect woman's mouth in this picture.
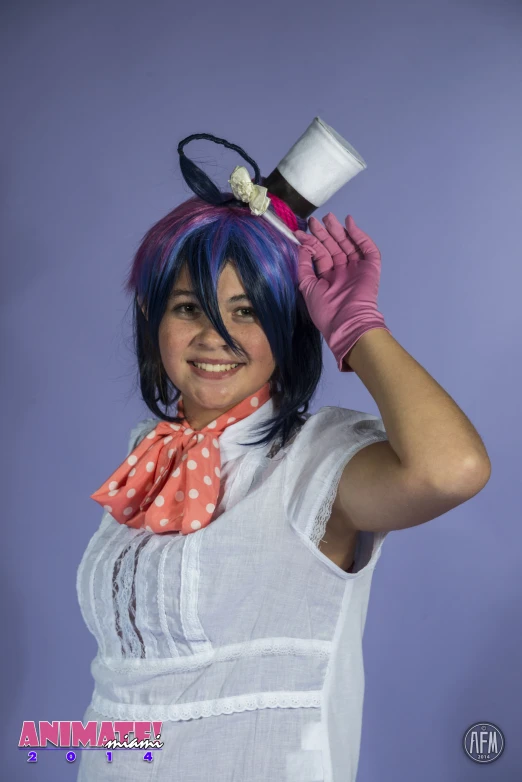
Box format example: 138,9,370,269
188,361,244,380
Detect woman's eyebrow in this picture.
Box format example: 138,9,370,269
169,289,197,300
169,289,251,303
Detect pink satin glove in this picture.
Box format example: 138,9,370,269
295,213,391,372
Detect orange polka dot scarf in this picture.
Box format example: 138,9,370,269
90,383,272,535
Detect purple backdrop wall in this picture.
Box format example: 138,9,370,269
2,0,521,779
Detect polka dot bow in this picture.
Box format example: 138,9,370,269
90,383,272,535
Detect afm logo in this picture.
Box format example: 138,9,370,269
463,723,504,764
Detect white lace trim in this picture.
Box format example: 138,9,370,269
307,433,389,547
84,524,125,658
112,532,150,657
308,457,348,547
91,689,322,722
96,637,332,673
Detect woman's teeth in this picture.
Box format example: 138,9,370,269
192,362,240,372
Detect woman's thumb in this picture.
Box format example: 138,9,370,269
296,244,317,294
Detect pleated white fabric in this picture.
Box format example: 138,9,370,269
76,398,391,781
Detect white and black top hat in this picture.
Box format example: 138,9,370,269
178,117,367,244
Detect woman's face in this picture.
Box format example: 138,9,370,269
155,261,276,431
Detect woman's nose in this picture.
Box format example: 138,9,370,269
195,319,231,345
193,317,244,356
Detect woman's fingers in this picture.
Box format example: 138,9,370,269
322,213,361,260
343,215,381,262
294,230,333,275
307,216,346,265
296,212,380,276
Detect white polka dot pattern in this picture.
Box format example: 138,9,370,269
90,384,272,536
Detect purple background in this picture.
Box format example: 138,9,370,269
2,0,521,779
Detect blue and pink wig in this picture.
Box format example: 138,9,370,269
123,134,323,449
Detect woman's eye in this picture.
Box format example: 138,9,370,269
173,303,198,314
173,304,255,318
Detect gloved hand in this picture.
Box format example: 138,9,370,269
295,213,391,372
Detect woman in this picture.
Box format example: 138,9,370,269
76,131,491,781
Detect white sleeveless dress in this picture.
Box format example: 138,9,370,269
76,397,390,781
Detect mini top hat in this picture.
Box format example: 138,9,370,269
177,116,367,244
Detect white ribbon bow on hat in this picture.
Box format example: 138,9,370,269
228,165,271,216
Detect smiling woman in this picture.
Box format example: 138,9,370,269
81,127,391,782
128,188,323,450
154,261,277,430
79,124,490,782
